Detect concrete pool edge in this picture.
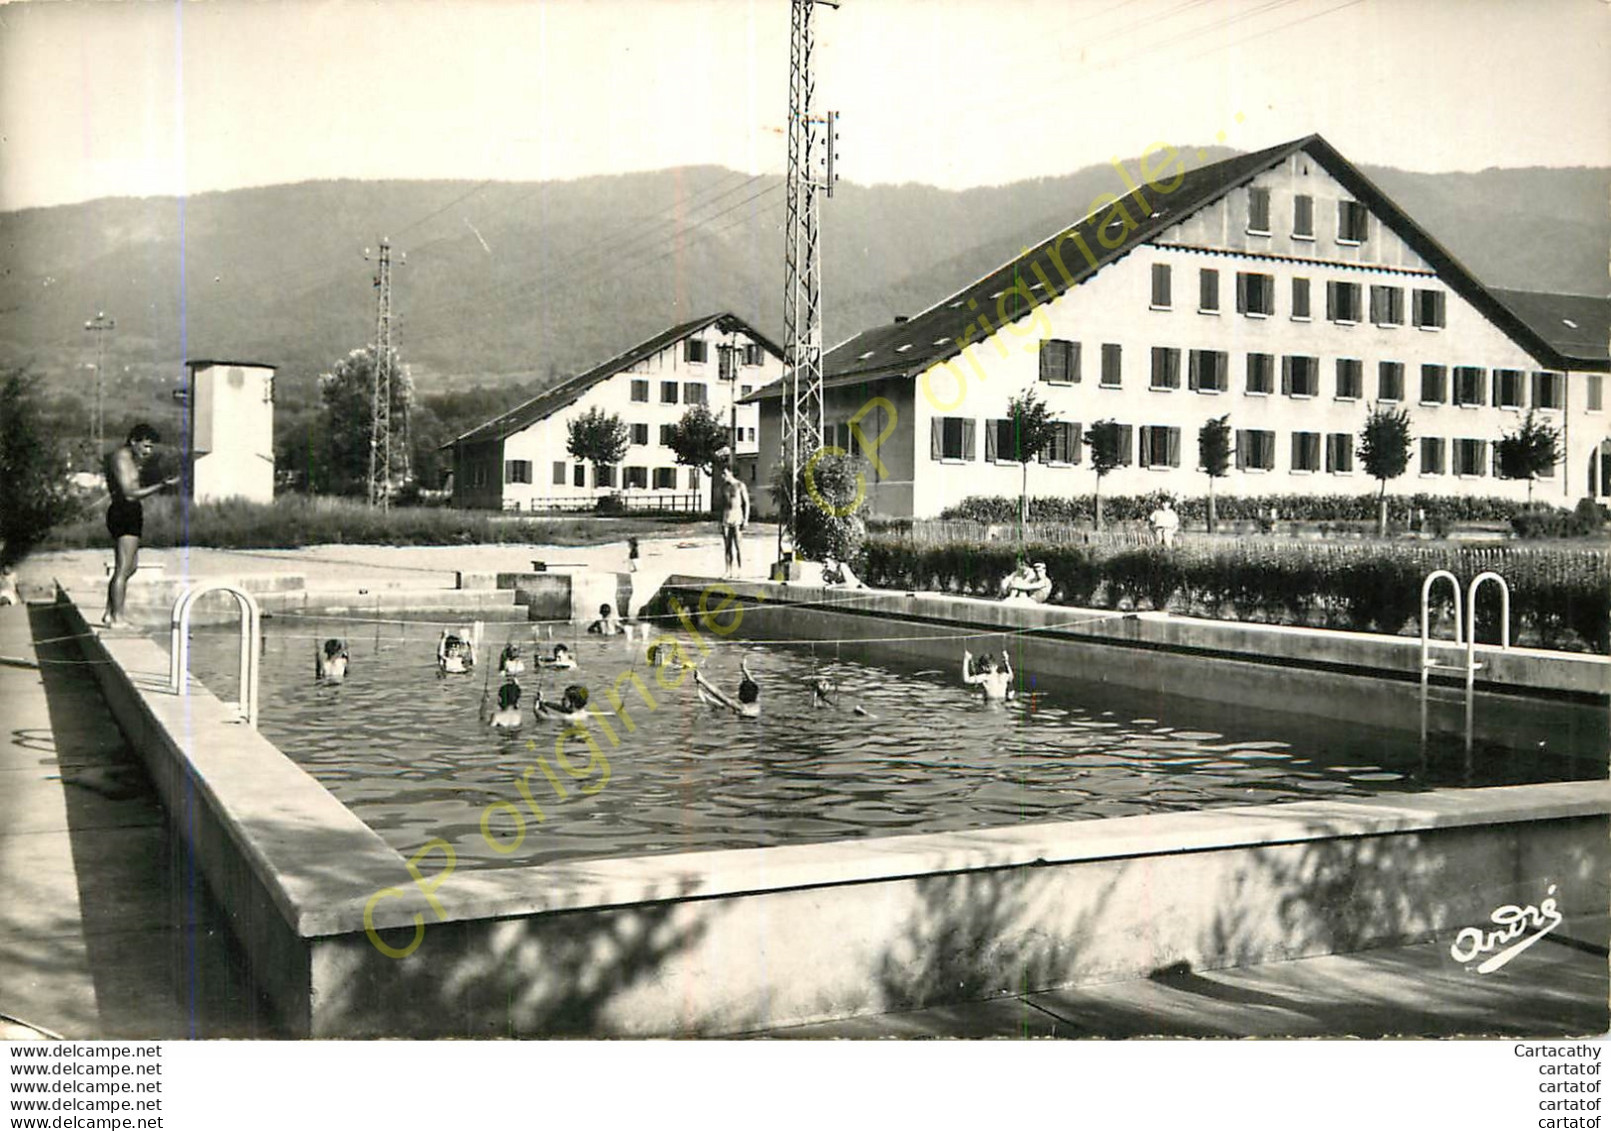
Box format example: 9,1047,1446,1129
57,582,1611,1037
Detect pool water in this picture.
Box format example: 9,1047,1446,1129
180,616,1603,870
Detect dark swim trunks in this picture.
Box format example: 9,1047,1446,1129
106,500,143,539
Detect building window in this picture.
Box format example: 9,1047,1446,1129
1199,269,1220,313
1335,358,1363,399
1100,343,1122,387
1293,194,1314,239
652,468,677,490
1236,429,1275,471
931,416,975,461
740,384,753,398
1041,421,1081,465
742,343,764,366
1246,353,1274,395
1453,366,1486,407
1494,369,1525,408
660,381,679,404
1139,425,1181,468
1532,371,1564,410
596,465,617,488
624,466,648,490
1370,285,1404,326
1236,272,1275,316
1378,361,1405,402
1454,438,1487,477
1281,355,1319,397
986,419,1020,463
1189,349,1228,393
573,464,586,487
1338,200,1369,243
1291,277,1311,320
1326,433,1354,474
1291,432,1321,472
1413,289,1446,329
630,379,650,403
684,339,708,364
1588,374,1603,412
1150,263,1172,309
1247,187,1271,234
1420,438,1446,475
658,424,674,445
552,461,567,486
1150,347,1181,390
683,382,708,405
1421,364,1447,404
504,459,532,484
1327,281,1363,323
630,423,649,445
1039,339,1080,383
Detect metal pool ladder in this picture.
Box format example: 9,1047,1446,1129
1420,569,1512,690
169,582,262,728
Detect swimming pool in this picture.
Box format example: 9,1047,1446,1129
176,611,1604,872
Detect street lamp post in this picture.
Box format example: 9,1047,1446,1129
84,312,115,454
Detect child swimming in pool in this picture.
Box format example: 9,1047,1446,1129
962,648,1014,702
437,629,476,675
695,658,760,718
535,683,591,724
586,603,625,637
539,642,576,670
483,678,524,730
315,638,349,683
498,643,526,676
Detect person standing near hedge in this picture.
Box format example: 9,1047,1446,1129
102,423,179,629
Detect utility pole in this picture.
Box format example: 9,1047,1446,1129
781,0,839,555
364,239,406,508
84,312,115,455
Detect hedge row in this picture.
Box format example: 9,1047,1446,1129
856,537,1611,653
937,493,1533,525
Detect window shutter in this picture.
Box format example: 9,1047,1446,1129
961,419,976,460
1069,341,1082,383
1167,350,1180,388
1139,429,1151,468
1188,352,1200,391
1118,424,1133,466
930,418,943,461
1070,423,1082,465
1325,436,1337,472
1476,439,1487,476
1326,282,1337,321
985,420,998,462
1235,273,1248,313
1166,427,1181,467
1281,357,1293,396
1235,430,1248,470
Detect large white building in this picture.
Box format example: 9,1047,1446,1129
184,359,276,504
449,313,782,512
747,135,1611,518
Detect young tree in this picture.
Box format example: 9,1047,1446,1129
1197,414,1232,533
1083,419,1124,530
319,346,414,497
566,406,630,491
1000,388,1063,538
1357,404,1413,536
0,369,83,568
1495,409,1563,504
666,403,732,479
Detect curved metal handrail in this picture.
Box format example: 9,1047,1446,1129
1466,571,1512,693
169,582,262,727
1419,569,1463,686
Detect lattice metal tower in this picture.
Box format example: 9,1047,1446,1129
366,239,399,509
781,0,838,539
84,311,115,454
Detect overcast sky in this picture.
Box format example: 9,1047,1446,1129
2,0,1608,212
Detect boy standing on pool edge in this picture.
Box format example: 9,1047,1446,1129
719,466,749,579
102,423,180,629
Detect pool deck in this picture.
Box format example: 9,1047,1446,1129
4,541,1607,1041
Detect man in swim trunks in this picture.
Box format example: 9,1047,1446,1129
102,423,179,628
719,467,749,578
962,648,1015,702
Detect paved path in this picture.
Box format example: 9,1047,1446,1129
0,601,281,1039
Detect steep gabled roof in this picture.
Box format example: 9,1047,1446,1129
747,134,1601,400
1490,288,1611,367
451,312,783,447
